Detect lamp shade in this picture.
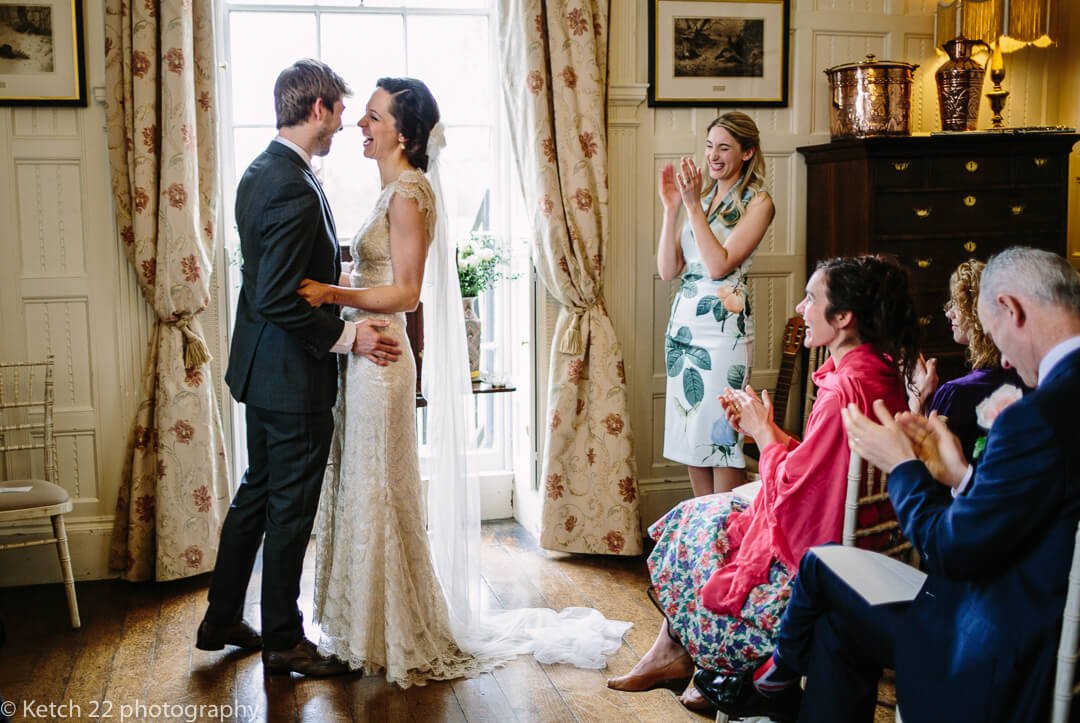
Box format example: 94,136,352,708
935,0,1058,52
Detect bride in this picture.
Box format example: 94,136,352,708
298,76,630,687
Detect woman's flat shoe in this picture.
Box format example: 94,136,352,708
606,655,694,692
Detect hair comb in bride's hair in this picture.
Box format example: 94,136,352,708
426,122,446,165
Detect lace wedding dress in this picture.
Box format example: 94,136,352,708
314,154,631,688
312,170,494,687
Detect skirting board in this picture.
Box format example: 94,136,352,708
0,518,116,585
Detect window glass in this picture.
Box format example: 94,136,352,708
228,13,317,126
406,15,491,123
322,14,406,99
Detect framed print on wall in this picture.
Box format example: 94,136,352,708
0,0,86,106
649,0,789,107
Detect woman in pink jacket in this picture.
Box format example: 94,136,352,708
607,256,919,712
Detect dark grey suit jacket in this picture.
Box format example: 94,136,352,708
225,141,344,413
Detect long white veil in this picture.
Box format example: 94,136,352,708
420,124,631,668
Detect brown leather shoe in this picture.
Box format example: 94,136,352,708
263,638,350,677
195,619,263,651
606,653,694,692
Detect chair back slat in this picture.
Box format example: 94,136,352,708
842,451,862,547
1052,521,1080,723
0,357,56,484
843,451,912,562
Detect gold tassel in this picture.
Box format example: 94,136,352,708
559,306,587,355
175,317,213,369
559,321,582,355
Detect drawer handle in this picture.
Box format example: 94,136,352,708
918,316,933,327
965,160,979,172
915,257,933,269
893,161,910,172
1011,204,1024,216
963,241,977,253
913,207,932,218
963,195,977,207
1034,157,1048,168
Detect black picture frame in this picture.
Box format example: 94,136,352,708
0,0,86,106
648,0,789,108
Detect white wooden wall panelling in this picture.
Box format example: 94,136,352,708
0,28,148,583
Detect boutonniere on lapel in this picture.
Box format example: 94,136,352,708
972,384,1024,460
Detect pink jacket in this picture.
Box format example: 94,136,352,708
701,343,908,616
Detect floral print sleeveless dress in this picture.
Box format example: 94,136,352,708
662,183,757,468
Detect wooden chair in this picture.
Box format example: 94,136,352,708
1052,520,1080,723
0,357,81,628
844,451,911,723
842,451,912,561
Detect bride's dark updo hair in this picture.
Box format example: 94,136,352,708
377,76,440,172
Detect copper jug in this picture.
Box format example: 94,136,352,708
935,37,988,132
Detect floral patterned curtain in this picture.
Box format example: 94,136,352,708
103,0,230,580
496,0,641,555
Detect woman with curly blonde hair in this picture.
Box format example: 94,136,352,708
919,259,1026,459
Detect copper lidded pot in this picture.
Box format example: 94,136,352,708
825,54,919,140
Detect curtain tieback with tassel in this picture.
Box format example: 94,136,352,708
558,297,602,356
169,313,213,369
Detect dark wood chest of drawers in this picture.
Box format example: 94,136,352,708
798,132,1079,378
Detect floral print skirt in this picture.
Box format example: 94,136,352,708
647,493,795,673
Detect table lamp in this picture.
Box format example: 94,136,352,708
934,0,1058,128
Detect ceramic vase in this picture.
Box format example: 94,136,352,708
462,297,481,380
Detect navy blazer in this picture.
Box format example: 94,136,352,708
889,347,1080,723
225,141,345,413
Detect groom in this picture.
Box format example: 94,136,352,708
195,59,401,676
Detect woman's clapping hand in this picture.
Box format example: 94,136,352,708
675,156,704,209
721,385,780,446
658,163,681,212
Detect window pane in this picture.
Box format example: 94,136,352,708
321,15,405,99
360,0,487,7
440,126,492,246
229,12,317,126
231,128,276,193
228,0,488,6
406,15,490,124
318,127,381,239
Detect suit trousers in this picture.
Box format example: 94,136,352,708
776,548,909,723
205,403,333,651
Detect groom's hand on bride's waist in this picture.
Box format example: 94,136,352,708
353,318,402,365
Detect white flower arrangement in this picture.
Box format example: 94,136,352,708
457,231,513,298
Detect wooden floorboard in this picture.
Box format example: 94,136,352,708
1,519,876,722
0,520,678,722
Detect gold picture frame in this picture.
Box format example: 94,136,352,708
0,0,86,106
648,0,789,107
